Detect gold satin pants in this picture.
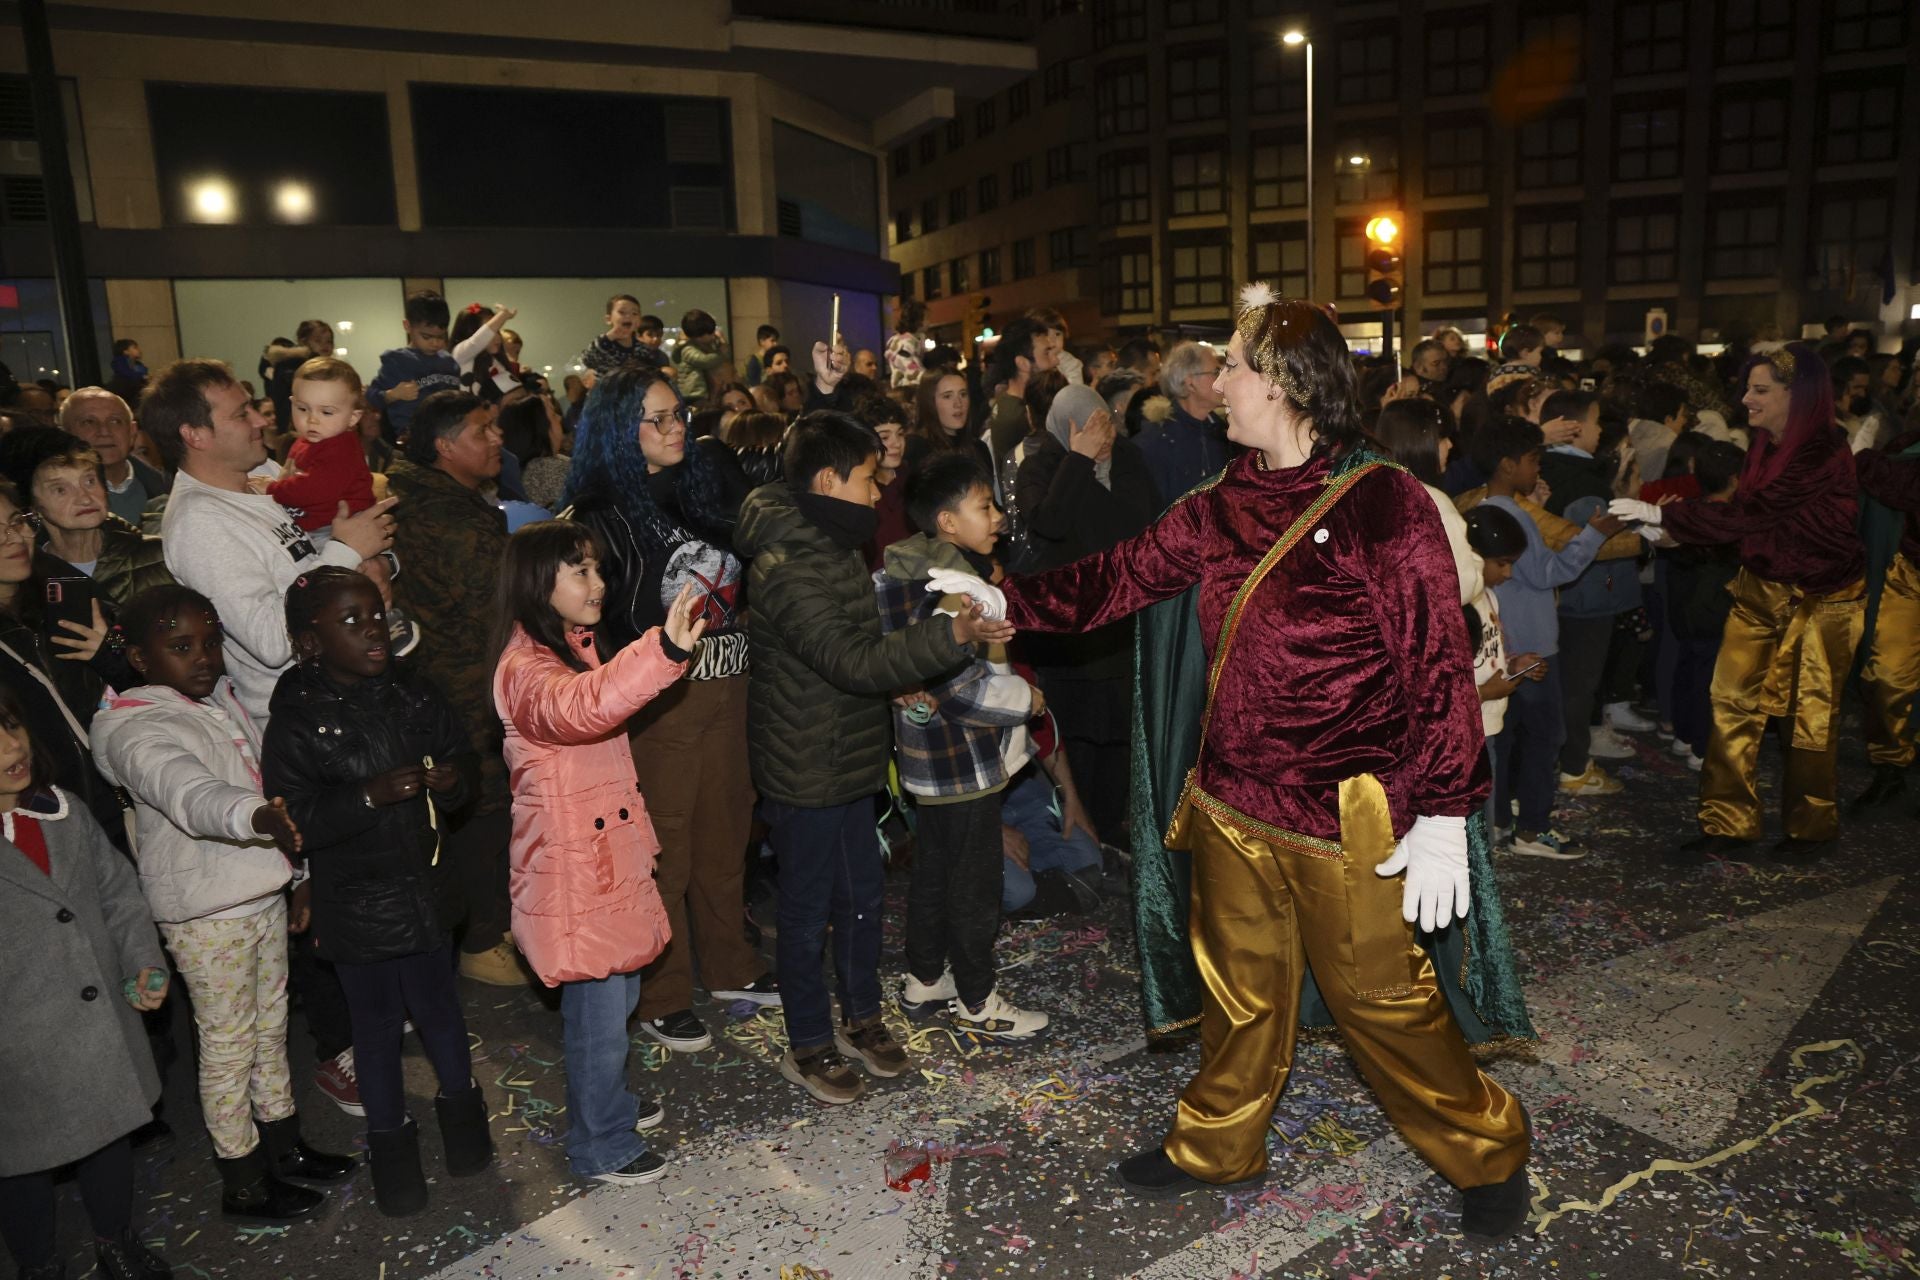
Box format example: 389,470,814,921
1700,570,1865,841
1862,553,1920,770
1162,775,1529,1188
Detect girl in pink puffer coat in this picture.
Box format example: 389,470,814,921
491,521,705,1185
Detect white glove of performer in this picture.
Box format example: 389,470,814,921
1607,498,1663,527
1374,815,1470,934
925,568,1007,621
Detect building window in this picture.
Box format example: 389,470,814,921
1013,237,1037,279
1250,224,1309,298
979,246,1002,287
893,209,912,243
1044,60,1072,104
1516,11,1584,90
920,196,940,234
1096,61,1149,139
1167,45,1225,123
1812,188,1892,289
1720,0,1794,63
949,257,969,294
1610,205,1679,284
1166,0,1221,26
1101,240,1153,314
1616,1,1686,75
1170,232,1229,309
977,173,999,212
1425,119,1487,196
1707,200,1781,278
1827,0,1908,54
1050,225,1092,269
1335,23,1396,106
1093,0,1147,48
945,118,964,150
947,187,967,224
1336,220,1371,298
1712,86,1788,173
1010,158,1033,200
1169,141,1227,216
1515,208,1580,289
1427,8,1489,96
923,266,942,299
1249,41,1307,114
891,146,910,177
1045,144,1081,188
1007,82,1031,122
1250,133,1307,210
1098,149,1151,225
975,100,996,137
1334,132,1398,204
899,271,914,300
1516,108,1582,189
1614,103,1682,181
918,131,937,164
1821,78,1901,165
1425,214,1487,295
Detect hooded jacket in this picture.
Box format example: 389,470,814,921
91,680,290,924
736,483,974,807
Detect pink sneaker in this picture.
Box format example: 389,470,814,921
313,1047,365,1117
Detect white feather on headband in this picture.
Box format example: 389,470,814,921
1238,281,1277,311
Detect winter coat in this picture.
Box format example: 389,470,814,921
260,663,474,965
66,515,174,609
387,458,511,812
0,613,125,842
0,790,164,1176
91,680,291,925
493,625,684,985
736,483,973,807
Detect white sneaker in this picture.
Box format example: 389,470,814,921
1604,702,1658,733
1588,724,1635,759
900,969,957,1018
1687,752,1703,772
1670,737,1696,758
952,989,1049,1040
1559,764,1624,797
1509,829,1588,860
1492,825,1514,848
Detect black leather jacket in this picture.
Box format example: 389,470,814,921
261,663,474,965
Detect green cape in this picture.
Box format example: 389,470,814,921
1125,452,1536,1044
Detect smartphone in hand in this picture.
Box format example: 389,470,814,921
43,576,98,638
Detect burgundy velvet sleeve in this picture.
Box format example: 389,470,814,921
1857,449,1920,513
1003,484,1213,633
1356,471,1489,818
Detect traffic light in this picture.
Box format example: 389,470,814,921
960,293,992,362
1364,214,1404,308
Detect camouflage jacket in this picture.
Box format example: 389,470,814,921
387,458,510,812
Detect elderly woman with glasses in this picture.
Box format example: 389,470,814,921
558,365,774,1056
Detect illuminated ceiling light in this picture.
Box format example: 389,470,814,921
1281,29,1306,45
1348,154,1369,167
336,320,354,333
334,347,349,357
274,181,314,222
189,177,237,223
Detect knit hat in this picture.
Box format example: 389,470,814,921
0,427,96,499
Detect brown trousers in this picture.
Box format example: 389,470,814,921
628,674,764,1018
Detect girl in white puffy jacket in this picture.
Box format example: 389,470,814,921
91,584,352,1224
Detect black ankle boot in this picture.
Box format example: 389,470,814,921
94,1228,172,1279
434,1082,495,1177
1460,1162,1530,1238
259,1114,356,1184
1851,764,1907,814
217,1146,325,1224
367,1119,429,1217
1668,833,1756,866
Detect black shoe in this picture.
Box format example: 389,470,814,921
710,974,782,1007
94,1229,172,1280
434,1083,495,1177
1771,836,1835,864
1111,1145,1262,1198
128,1117,174,1152
634,1095,666,1131
1667,833,1756,866
640,1010,713,1052
1009,870,1090,920
216,1147,326,1224
259,1115,356,1184
367,1120,428,1218
1850,765,1907,815
591,1149,668,1185
1460,1162,1531,1239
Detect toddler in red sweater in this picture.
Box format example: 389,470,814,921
268,357,376,535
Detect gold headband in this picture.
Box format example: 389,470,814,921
1234,282,1314,406
1769,347,1796,381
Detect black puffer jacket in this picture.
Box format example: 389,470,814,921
261,663,474,965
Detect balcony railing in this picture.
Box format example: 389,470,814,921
732,0,1033,41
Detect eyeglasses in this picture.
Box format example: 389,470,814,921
640,404,693,432
0,512,32,544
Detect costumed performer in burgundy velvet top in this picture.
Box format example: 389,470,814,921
1612,344,1865,864
926,292,1532,1238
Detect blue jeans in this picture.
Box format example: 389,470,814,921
559,968,646,1176
999,768,1103,913
1501,664,1565,833
765,796,884,1052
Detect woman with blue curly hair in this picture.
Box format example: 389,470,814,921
560,365,776,1053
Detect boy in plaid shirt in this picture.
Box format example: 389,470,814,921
876,453,1049,1041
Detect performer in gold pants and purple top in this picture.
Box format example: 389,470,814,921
930,293,1532,1238
1612,345,1865,865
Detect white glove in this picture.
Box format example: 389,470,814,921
925,569,1007,621
1607,498,1662,526
1374,815,1469,933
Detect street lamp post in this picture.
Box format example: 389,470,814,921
1283,29,1312,300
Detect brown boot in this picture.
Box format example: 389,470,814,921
835,1014,909,1078
779,1045,866,1105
